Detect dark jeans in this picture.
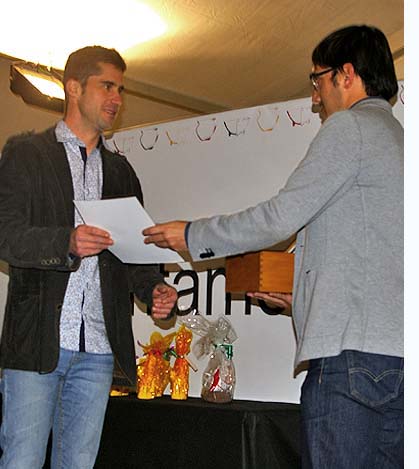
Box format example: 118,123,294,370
301,350,404,469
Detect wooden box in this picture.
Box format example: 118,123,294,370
225,251,294,293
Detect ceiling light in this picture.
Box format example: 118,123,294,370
0,0,167,69
10,62,64,113
12,63,64,100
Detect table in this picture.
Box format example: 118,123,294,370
94,395,301,469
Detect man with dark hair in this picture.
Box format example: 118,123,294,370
311,25,398,101
143,25,403,468
0,46,177,467
63,45,127,89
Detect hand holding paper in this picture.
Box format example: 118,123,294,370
143,221,189,251
69,224,114,258
74,197,184,264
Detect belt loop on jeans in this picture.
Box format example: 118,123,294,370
319,358,325,384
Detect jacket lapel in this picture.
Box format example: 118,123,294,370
40,128,75,225
101,148,116,199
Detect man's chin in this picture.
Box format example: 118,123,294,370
100,118,116,132
311,103,325,123
102,110,119,128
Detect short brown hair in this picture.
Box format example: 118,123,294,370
63,45,126,89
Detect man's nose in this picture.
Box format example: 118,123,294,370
311,87,320,105
112,90,123,106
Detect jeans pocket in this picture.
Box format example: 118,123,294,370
347,350,403,408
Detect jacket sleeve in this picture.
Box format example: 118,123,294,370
128,263,166,306
0,136,77,270
187,110,362,260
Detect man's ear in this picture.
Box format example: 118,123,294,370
65,78,82,98
341,63,356,89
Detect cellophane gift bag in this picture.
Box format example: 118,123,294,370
136,331,176,399
169,324,193,400
179,311,237,403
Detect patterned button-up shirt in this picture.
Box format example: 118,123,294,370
56,120,112,354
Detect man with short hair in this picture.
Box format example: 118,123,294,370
0,45,177,467
143,25,403,468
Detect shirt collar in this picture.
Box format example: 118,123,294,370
349,96,384,109
55,120,104,150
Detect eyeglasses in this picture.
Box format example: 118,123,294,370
309,68,335,90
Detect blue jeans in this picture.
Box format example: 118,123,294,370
0,348,114,469
300,350,404,469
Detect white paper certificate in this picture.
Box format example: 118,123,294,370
74,197,184,264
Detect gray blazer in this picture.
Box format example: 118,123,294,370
187,98,403,368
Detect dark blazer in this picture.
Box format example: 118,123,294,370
0,127,165,384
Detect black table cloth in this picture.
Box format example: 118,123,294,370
94,395,301,469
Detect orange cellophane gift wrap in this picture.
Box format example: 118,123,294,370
137,331,176,399
170,325,193,400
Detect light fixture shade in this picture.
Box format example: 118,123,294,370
10,62,65,113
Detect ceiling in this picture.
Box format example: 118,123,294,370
0,0,404,132
118,0,404,116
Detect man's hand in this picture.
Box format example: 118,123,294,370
69,224,114,258
247,292,292,312
143,221,189,251
151,283,178,319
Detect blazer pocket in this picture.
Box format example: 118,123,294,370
5,294,40,354
302,265,349,338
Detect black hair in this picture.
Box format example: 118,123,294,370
63,45,126,89
312,25,398,101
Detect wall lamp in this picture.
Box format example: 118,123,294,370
10,62,65,113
